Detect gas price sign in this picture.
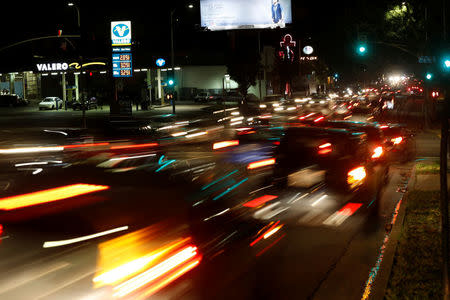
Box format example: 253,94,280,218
112,52,133,77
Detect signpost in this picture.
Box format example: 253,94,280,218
111,21,133,116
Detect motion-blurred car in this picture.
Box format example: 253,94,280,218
39,97,62,110
247,126,386,225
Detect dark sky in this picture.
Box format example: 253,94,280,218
1,0,433,82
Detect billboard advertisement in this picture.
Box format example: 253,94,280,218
200,0,292,31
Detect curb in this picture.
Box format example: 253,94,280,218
369,164,416,300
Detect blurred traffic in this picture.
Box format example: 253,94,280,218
0,88,416,300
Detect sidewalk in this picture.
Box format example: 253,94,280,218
382,160,443,299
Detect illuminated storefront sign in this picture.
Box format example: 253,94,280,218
111,21,132,46
36,63,69,72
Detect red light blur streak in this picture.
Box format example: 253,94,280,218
243,195,278,208
314,116,325,123
380,125,389,129
110,143,158,150
64,142,109,149
213,140,239,150
250,221,281,247
337,203,363,217
344,115,352,120
113,245,200,298
318,148,332,155
319,143,331,149
247,158,276,170
238,130,256,135
0,184,109,211
256,233,286,257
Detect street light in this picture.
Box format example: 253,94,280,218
170,3,194,114
67,2,80,28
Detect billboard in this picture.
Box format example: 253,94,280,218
200,0,292,31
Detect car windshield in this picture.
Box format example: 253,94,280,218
0,2,438,299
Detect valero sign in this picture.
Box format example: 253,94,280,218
36,63,69,72
111,21,132,46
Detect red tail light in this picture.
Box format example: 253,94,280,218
247,158,276,170
371,146,383,159
318,143,332,155
213,140,239,150
391,137,403,145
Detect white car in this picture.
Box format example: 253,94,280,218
39,97,63,110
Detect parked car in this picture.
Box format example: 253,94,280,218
38,97,62,110
72,99,98,110
0,94,29,107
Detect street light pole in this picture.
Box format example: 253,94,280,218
170,8,176,114
68,2,86,128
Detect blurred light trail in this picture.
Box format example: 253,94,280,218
243,195,278,208
203,208,230,221
213,140,239,150
113,246,200,298
0,146,64,154
15,162,49,167
109,154,156,162
171,132,188,137
319,143,332,148
0,183,109,211
314,116,325,123
43,129,68,136
247,158,276,170
371,146,384,159
64,142,109,149
32,168,43,175
94,238,191,286
391,137,403,145
263,224,283,239
201,170,238,191
323,203,363,226
256,233,286,257
212,178,249,201
311,194,327,207
43,226,129,248
250,221,280,247
110,143,158,150
155,160,176,172
185,131,207,138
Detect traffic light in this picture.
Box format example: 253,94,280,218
168,79,174,86
426,72,433,80
357,44,367,55
444,58,450,70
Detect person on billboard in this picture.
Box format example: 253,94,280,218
272,0,283,24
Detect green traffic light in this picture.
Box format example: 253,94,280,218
426,73,433,80
357,44,367,55
168,79,174,86
445,59,450,69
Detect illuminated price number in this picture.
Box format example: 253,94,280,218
119,54,131,61
120,62,131,68
120,69,131,76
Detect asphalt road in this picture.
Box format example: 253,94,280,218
0,105,426,300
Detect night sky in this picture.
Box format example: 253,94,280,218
1,0,440,82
